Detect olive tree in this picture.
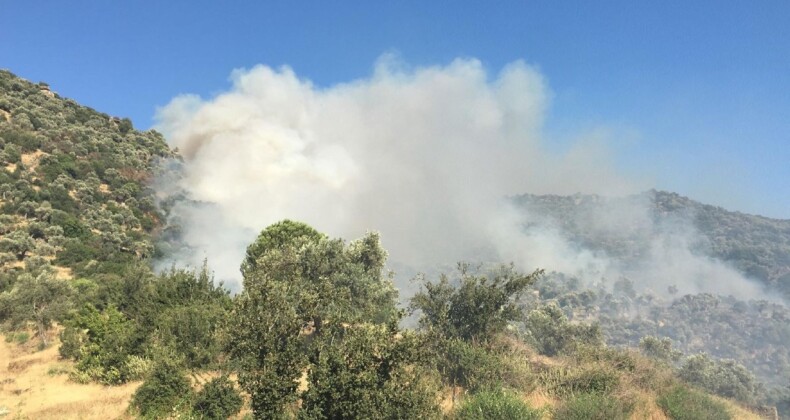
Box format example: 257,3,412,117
409,263,543,343
0,271,73,346
228,220,407,418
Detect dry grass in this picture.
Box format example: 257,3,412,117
714,396,765,420
20,150,46,170
627,390,670,420
0,333,142,420
52,264,73,280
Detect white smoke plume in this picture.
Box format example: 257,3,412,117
154,56,772,302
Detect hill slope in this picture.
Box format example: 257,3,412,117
513,190,790,298
0,69,174,282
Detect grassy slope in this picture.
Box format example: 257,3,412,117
0,332,139,419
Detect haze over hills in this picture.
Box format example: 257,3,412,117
1,69,788,418
513,190,790,300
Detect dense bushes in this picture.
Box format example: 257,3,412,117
130,359,193,419
433,337,508,392
59,266,231,384
523,302,603,356
410,263,542,343
300,326,441,420
678,353,758,403
192,376,243,420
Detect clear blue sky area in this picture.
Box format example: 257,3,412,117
1,1,788,218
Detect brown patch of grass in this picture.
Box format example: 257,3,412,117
7,358,39,373
20,150,46,169
0,332,142,419
53,265,72,280
627,390,669,420
523,389,557,412
439,386,465,414
713,395,765,420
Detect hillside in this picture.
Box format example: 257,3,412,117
513,190,790,298
0,69,174,284
0,71,784,419
513,191,790,389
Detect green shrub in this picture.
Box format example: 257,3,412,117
455,389,541,420
12,331,30,344
639,336,681,363
437,338,507,392
524,303,602,356
193,376,244,420
123,355,152,381
130,359,193,419
678,353,757,403
554,392,630,420
657,385,732,420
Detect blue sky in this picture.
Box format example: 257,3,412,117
1,1,788,218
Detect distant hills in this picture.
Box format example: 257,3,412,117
513,190,790,300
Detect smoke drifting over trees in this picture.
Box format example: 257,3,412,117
155,56,775,303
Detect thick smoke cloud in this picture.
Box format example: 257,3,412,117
154,56,771,301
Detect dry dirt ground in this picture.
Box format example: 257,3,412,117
0,333,140,419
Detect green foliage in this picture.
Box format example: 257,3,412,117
410,263,542,342
0,271,72,346
63,305,139,384
61,266,231,384
554,392,631,420
153,265,231,369
766,385,790,420
230,280,304,418
639,336,682,363
0,230,35,260
230,221,421,419
433,337,508,392
299,325,441,419
6,331,30,344
240,219,324,276
0,70,174,299
454,389,541,420
130,359,193,419
523,302,603,356
657,385,732,420
677,353,758,403
193,376,243,420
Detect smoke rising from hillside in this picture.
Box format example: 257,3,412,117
154,56,772,301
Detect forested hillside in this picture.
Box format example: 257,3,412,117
0,71,785,419
0,69,174,284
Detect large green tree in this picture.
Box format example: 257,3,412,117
229,221,432,418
